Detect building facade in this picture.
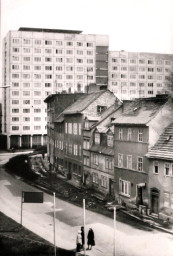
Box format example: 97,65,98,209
2,27,109,149
53,90,117,185
113,95,173,209
109,51,173,100
146,123,173,222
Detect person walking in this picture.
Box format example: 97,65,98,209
76,230,82,252
87,228,95,250
81,226,85,249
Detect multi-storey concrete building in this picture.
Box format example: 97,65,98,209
109,51,173,100
2,27,109,149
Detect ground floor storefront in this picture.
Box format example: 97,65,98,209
8,134,47,149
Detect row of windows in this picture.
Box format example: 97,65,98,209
12,100,41,104
111,58,172,66
13,47,94,55
12,117,44,122
113,89,162,96
153,161,173,176
12,108,45,113
12,90,42,96
112,81,164,87
12,65,94,72
119,128,143,142
93,133,113,147
112,66,171,73
11,74,93,80
92,173,108,188
11,82,86,89
118,153,143,172
111,73,169,80
12,125,43,131
11,56,94,63
65,123,82,135
55,140,82,156
84,154,113,170
12,39,94,47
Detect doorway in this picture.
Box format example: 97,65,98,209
151,188,159,214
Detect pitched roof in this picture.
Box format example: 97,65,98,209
90,145,114,156
146,123,173,160
113,96,169,126
61,91,106,115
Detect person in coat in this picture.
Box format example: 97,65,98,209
87,228,95,250
81,226,85,249
76,230,82,252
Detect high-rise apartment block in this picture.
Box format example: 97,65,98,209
2,27,109,149
109,51,173,100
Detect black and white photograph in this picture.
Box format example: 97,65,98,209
0,0,173,255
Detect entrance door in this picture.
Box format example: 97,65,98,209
151,193,159,214
137,187,143,206
109,179,114,196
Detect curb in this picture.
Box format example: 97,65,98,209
121,209,173,235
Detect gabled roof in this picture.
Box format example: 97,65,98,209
113,95,169,126
59,91,106,115
146,123,173,160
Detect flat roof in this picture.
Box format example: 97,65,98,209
18,27,82,34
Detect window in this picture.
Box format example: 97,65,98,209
34,126,41,130
66,58,73,63
13,47,19,52
12,117,19,122
97,105,106,113
74,145,78,156
68,123,72,134
118,154,123,168
65,123,68,133
12,91,19,96
95,133,100,144
93,154,99,165
105,158,112,169
56,58,63,63
84,155,90,166
56,66,63,71
66,41,73,46
23,109,30,113
12,65,19,70
148,83,153,87
153,161,159,174
119,128,123,140
87,42,93,47
34,74,41,79
77,58,83,63
12,38,19,44
164,192,170,208
119,179,130,197
138,129,143,142
66,66,73,71
34,100,41,104
12,126,19,130
12,82,19,87
66,50,73,54
127,155,132,169
73,123,77,135
34,57,41,62
56,41,62,46
34,108,41,113
101,176,107,188
45,74,52,79
45,49,52,54
45,40,52,45
45,66,52,70
34,91,41,96
107,135,113,147
87,50,93,55
77,50,83,55
23,126,30,130
83,139,89,149
148,60,154,64
66,75,73,79
23,117,30,122
165,163,170,176
45,57,52,62
23,100,30,104
23,48,30,53
12,109,19,113
23,74,30,79
34,40,42,45
92,173,98,184
77,42,83,46
127,128,132,141
45,83,51,87
12,74,19,78
87,59,93,63
34,117,41,121
23,57,31,62
137,157,143,172
23,91,30,96
69,144,72,154
78,123,81,135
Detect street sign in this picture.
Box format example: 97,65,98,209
22,191,44,203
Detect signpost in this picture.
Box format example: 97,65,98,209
21,191,44,225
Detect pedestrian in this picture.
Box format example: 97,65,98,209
81,226,85,249
76,230,82,252
87,228,95,250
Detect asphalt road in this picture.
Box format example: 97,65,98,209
0,153,173,256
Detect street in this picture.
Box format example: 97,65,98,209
0,153,173,256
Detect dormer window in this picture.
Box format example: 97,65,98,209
97,105,106,113
95,133,100,145
107,135,113,147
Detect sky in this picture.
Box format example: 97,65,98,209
1,0,173,54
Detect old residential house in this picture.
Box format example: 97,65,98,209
83,103,122,195
45,93,84,168
146,123,173,221
54,90,117,185
113,95,173,210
